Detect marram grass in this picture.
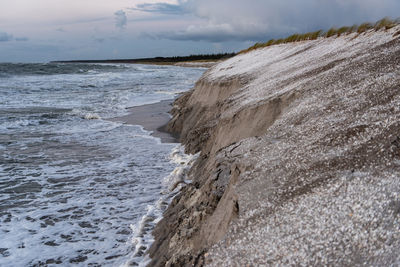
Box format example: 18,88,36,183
240,17,399,54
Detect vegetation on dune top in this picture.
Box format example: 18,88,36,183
240,17,400,54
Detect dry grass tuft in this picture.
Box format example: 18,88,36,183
336,26,351,36
357,23,374,34
265,39,275,46
284,34,300,43
325,28,338,38
374,17,397,31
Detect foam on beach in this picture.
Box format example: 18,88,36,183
126,145,199,266
0,62,206,266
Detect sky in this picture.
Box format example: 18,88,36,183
0,0,399,62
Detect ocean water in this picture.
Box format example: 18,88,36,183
0,63,205,266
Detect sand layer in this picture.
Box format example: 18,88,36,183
149,26,400,266
110,100,179,143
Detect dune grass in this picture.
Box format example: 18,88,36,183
374,17,398,30
240,17,399,54
357,23,374,33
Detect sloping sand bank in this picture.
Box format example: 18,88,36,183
110,100,179,143
149,26,400,266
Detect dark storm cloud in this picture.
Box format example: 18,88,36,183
135,0,400,42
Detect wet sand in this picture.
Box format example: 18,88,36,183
110,100,179,143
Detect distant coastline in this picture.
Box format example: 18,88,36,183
51,53,236,67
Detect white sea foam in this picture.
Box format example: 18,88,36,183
0,63,206,266
125,145,199,266
83,112,101,120
164,146,199,191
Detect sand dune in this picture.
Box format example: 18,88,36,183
149,25,400,266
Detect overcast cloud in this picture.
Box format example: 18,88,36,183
0,0,398,62
15,37,29,42
115,10,127,29
130,3,187,15
0,32,13,42
136,0,400,41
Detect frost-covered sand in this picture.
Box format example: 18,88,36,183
149,26,400,266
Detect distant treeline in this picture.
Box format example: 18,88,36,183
52,53,236,64
151,53,236,62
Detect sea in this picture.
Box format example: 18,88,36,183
0,62,205,266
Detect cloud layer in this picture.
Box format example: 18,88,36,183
130,3,187,15
115,10,127,29
0,32,13,42
1,0,399,62
135,0,400,42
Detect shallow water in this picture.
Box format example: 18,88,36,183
0,63,205,266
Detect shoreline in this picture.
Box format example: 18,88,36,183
50,53,236,68
109,100,179,143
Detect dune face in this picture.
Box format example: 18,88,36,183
149,26,400,266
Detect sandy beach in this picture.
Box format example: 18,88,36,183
110,99,179,143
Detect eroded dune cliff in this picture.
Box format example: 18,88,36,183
148,26,400,266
